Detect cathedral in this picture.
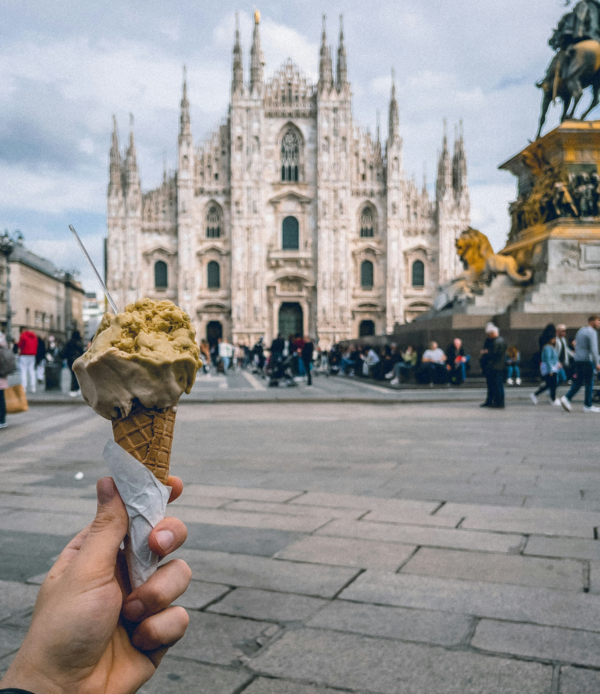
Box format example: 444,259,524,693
106,12,470,347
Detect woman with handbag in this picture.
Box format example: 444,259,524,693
0,332,17,429
530,336,562,406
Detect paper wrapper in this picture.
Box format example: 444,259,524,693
103,440,170,589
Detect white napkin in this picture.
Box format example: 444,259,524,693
103,440,170,589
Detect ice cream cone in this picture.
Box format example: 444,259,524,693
112,403,176,484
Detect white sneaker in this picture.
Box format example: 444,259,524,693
583,405,600,413
69,390,79,397
552,399,562,406
390,378,399,386
530,393,538,405
0,422,7,429
385,372,394,379
561,395,572,412
506,378,514,386
516,378,522,386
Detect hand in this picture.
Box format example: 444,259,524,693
0,477,191,694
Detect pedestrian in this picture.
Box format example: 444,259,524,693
446,338,469,385
561,315,600,413
301,336,314,386
0,333,16,429
218,338,231,373
555,324,575,382
199,339,211,374
17,326,38,394
35,335,47,384
530,335,562,406
62,330,84,396
480,323,506,408
505,346,521,385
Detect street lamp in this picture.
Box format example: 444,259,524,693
0,229,23,341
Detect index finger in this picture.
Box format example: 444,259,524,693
166,476,183,503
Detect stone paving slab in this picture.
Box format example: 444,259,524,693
0,494,97,515
290,493,439,513
0,581,39,622
171,507,329,533
472,619,600,667
316,518,523,553
274,535,417,571
173,549,361,598
0,510,90,536
174,580,232,610
207,588,327,622
222,500,363,520
249,628,552,694
0,626,26,659
184,522,302,557
183,485,301,503
243,679,354,694
524,536,600,561
137,656,252,694
168,611,276,665
306,601,473,647
361,508,462,527
559,666,600,693
401,547,585,591
340,572,600,631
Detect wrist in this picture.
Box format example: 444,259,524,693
1,659,66,694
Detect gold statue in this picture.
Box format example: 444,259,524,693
254,9,260,24
456,227,532,285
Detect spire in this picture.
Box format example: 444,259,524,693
180,65,191,136
232,12,244,93
319,15,333,90
452,119,468,195
250,9,265,92
422,160,428,195
388,68,399,141
109,115,122,195
436,119,452,200
124,113,139,189
336,14,348,90
376,110,380,143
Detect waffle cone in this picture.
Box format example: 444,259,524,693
112,404,176,484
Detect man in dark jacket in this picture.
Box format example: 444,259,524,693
480,324,507,409
301,337,314,386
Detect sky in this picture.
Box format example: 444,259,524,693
0,0,577,295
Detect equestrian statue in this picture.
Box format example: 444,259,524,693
536,0,600,138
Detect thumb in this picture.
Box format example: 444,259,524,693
77,477,129,574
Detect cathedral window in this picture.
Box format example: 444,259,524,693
206,205,221,238
360,207,375,237
281,130,299,182
154,261,168,289
207,261,221,289
361,260,374,289
282,216,299,250
412,260,425,287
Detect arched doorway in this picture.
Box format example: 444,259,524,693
359,320,375,337
206,321,222,348
279,302,303,338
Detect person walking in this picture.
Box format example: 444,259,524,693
561,315,600,413
0,333,16,429
530,336,562,406
480,324,506,408
63,330,84,396
301,336,314,386
218,338,231,373
17,326,38,394
556,324,575,382
35,335,47,384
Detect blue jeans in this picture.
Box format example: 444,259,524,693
339,358,354,374
221,356,230,372
565,361,595,407
506,365,520,380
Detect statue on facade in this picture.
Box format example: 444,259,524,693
536,0,600,138
433,228,533,310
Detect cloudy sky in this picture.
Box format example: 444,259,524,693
1,0,575,294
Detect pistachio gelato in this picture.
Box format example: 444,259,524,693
74,298,201,420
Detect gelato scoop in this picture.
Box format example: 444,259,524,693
74,298,201,421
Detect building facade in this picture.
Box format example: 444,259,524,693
1,242,85,343
107,13,470,347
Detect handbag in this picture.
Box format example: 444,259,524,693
4,384,29,414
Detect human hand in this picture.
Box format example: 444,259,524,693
0,476,191,694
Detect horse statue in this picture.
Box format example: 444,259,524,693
536,39,600,139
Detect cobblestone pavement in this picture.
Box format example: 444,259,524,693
1,388,600,692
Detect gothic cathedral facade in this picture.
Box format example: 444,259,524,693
106,13,470,347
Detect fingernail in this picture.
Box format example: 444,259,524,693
155,529,175,552
123,599,145,621
97,478,116,505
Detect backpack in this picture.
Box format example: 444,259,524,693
0,347,16,378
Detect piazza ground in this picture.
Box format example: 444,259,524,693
1,375,600,693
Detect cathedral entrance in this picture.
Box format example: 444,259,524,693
278,302,303,338
359,320,375,337
206,320,222,348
